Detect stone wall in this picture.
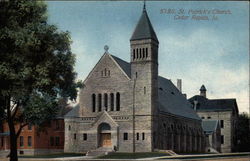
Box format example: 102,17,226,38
155,113,205,153
197,111,233,153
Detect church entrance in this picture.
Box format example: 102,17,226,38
98,123,112,147
100,133,111,147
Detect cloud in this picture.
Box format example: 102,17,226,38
158,28,249,113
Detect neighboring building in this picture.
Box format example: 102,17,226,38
189,85,239,153
202,120,221,153
64,5,205,154
0,99,72,155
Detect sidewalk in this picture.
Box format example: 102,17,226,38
0,152,249,161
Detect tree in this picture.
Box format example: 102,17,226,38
235,113,250,152
0,1,81,160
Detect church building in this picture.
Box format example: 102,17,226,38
64,5,205,154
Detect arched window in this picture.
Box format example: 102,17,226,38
136,49,139,58
104,68,107,76
98,94,102,111
139,48,142,58
146,48,148,58
143,48,145,58
110,93,114,111
104,93,108,111
133,49,135,60
92,94,96,112
116,92,120,111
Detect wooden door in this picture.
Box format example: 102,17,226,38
101,133,111,147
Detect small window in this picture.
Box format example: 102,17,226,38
68,125,71,131
207,116,211,119
83,133,87,140
50,137,54,146
104,68,107,76
123,133,128,140
1,137,3,147
135,72,138,78
220,120,224,128
146,48,148,57
28,136,32,147
144,87,146,94
143,48,145,58
74,133,77,140
19,151,24,155
55,120,59,130
28,124,32,130
136,133,139,140
20,136,24,147
55,137,60,146
136,49,139,58
201,117,205,119
142,133,145,140
221,135,224,144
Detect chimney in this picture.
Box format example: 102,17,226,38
200,84,207,98
177,79,182,93
193,100,198,111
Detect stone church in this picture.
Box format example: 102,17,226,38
64,5,205,153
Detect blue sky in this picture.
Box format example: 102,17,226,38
47,1,249,113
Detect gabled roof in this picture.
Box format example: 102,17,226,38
202,120,219,134
56,98,74,118
84,53,131,84
109,55,131,78
188,95,238,113
158,76,201,120
130,9,158,42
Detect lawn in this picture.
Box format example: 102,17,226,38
98,152,169,159
18,153,85,158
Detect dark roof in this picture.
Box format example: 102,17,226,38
101,55,200,120
158,76,201,120
202,120,219,134
130,9,158,42
200,85,206,91
64,104,80,118
188,95,238,112
110,55,131,78
56,98,74,118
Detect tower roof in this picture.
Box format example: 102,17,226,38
200,85,206,91
130,7,158,42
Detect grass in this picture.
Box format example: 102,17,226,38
18,152,85,158
97,152,170,159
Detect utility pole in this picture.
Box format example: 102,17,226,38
132,78,136,153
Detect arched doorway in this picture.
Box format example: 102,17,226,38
98,123,112,147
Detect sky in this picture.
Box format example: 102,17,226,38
47,1,249,113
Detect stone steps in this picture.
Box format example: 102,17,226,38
86,147,113,157
165,150,178,156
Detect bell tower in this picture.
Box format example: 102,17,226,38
130,4,159,115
